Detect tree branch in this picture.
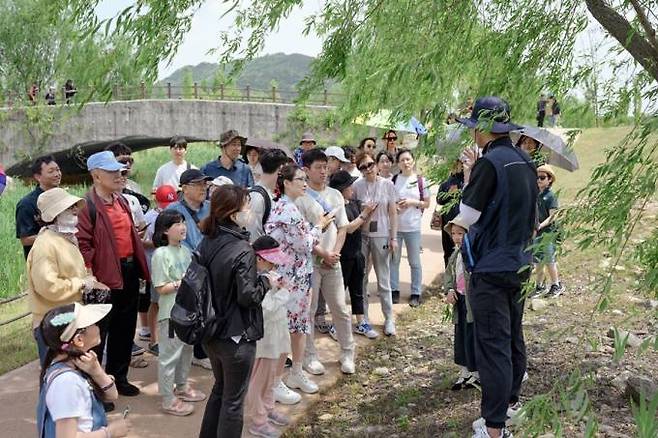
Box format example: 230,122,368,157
629,0,658,54
586,0,658,82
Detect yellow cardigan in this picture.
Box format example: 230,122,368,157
27,228,87,326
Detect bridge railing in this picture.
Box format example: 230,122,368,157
1,83,344,108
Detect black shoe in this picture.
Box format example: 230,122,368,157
463,375,481,390
408,295,421,308
116,381,140,397
392,290,400,304
103,401,115,412
547,283,564,298
450,377,466,391
284,357,293,368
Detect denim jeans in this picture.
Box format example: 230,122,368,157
390,230,423,297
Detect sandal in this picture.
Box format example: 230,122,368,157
162,397,194,416
130,357,148,368
175,386,207,402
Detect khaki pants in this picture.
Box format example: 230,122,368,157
361,235,394,322
306,263,355,361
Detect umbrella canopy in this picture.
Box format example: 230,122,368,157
510,126,580,172
353,110,428,135
243,138,293,159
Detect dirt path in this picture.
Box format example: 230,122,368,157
0,211,445,438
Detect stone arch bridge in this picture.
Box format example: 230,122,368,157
1,99,334,177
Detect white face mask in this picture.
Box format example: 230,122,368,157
55,210,79,234
233,210,250,228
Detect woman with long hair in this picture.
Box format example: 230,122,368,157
264,164,333,396
36,303,129,438
197,185,271,438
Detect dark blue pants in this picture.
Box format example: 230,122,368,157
470,272,527,429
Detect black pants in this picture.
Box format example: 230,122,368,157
137,281,151,313
454,295,477,372
341,254,365,315
537,111,545,127
441,229,455,268
470,272,527,429
199,338,256,438
98,260,139,383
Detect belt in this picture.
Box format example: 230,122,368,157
120,256,134,264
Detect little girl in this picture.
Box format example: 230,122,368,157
37,302,130,438
245,235,293,438
443,218,479,390
151,210,206,416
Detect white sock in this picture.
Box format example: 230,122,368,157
292,363,302,374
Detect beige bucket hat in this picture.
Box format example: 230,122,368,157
37,188,85,223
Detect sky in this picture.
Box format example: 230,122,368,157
96,0,325,79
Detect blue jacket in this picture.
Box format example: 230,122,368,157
166,199,210,251
201,158,254,188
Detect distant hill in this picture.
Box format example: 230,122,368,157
160,53,315,92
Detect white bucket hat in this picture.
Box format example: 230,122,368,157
37,188,85,223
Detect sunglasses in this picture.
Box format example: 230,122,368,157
358,161,376,171
386,137,397,141
537,175,549,181
117,157,134,165
172,145,187,150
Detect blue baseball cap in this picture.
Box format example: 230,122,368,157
86,151,126,172
456,96,521,134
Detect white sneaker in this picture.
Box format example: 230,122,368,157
472,403,522,430
472,420,513,437
273,380,301,405
354,321,379,339
522,371,529,383
340,357,355,374
286,370,319,394
384,319,397,336
303,358,326,375
191,357,212,370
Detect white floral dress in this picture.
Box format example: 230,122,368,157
264,195,321,334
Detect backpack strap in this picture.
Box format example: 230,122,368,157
85,193,97,228
180,199,201,224
39,364,80,438
392,174,398,185
249,186,271,226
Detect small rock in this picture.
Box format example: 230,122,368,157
611,309,624,316
565,336,579,344
605,327,643,348
530,298,548,311
625,376,658,404
318,413,334,421
373,367,390,377
648,300,658,310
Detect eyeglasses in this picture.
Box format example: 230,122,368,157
358,162,376,171
537,175,548,181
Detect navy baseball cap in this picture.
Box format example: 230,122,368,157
456,96,521,134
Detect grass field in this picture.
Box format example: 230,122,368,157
0,127,635,374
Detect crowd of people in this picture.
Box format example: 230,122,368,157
27,80,77,106
16,95,564,438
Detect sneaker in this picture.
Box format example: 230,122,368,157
303,358,326,375
162,397,194,417
327,325,338,341
392,290,400,304
191,357,212,370
451,376,467,391
273,380,301,405
472,421,513,438
267,411,290,426
340,357,355,374
530,284,547,298
286,370,319,394
384,319,397,336
472,403,523,430
148,343,159,356
315,320,333,334
354,321,378,339
138,328,151,341
131,343,145,356
408,295,421,308
547,283,564,298
522,371,529,383
248,422,281,438
463,374,481,390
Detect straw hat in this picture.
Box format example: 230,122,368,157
37,188,85,223
443,215,470,234
537,164,556,183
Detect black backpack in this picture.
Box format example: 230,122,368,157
169,245,224,344
249,186,272,225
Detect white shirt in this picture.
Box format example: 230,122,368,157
352,177,398,238
46,371,94,432
247,185,274,242
393,174,430,232
295,187,348,259
122,193,146,229
152,161,197,190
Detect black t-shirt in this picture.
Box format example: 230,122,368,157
15,186,44,259
341,200,363,259
461,158,496,212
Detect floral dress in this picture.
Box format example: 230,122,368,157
264,195,320,334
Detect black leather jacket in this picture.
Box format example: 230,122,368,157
198,224,270,342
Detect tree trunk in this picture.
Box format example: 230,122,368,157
585,0,658,82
